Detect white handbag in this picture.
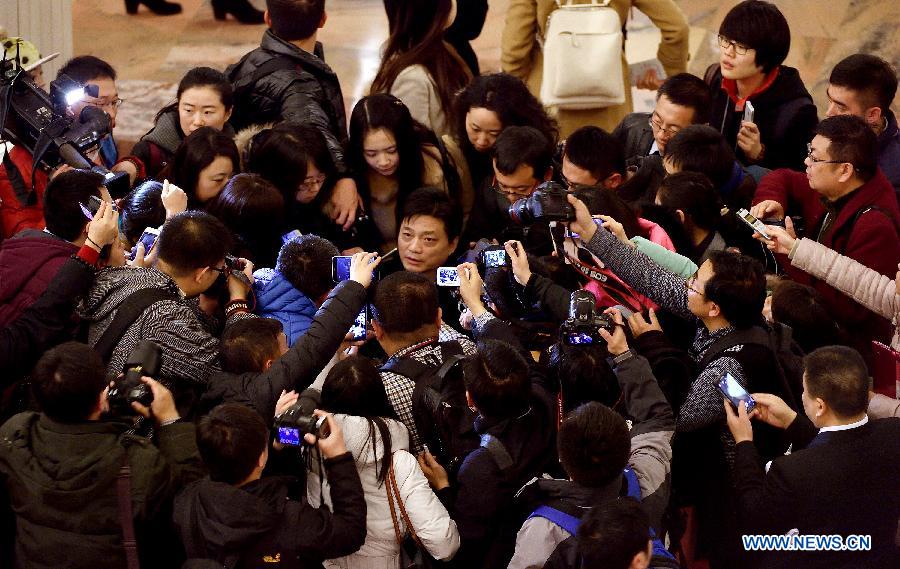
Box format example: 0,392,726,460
540,0,626,110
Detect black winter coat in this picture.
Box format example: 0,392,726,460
200,280,368,419
707,65,818,172
227,31,350,175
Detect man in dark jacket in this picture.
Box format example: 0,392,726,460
508,310,675,569
825,53,900,197
725,346,900,569
227,0,359,228
202,251,380,418
612,72,710,160
0,342,204,569
751,115,900,365
0,169,104,327
418,263,558,568
174,403,367,568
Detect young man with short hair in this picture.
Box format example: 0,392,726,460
228,0,360,229
174,403,367,566
560,126,626,191
0,170,103,326
613,72,711,159
725,346,900,569
253,234,341,346
57,56,121,169
751,115,900,363
826,53,900,195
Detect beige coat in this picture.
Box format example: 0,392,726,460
790,237,900,351
501,0,689,137
390,65,451,139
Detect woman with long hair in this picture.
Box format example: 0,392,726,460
347,94,461,250
372,0,472,139
309,356,459,569
158,126,239,209
131,67,234,180
449,73,558,196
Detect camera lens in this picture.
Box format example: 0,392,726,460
508,197,533,226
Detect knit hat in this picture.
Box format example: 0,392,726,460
2,37,57,71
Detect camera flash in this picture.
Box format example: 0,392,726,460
64,87,84,106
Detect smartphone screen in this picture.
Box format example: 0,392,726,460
436,267,460,287
129,228,160,261
718,372,756,413
277,426,301,446
483,249,507,268
349,306,368,341
331,255,352,283
743,101,755,123
737,208,771,240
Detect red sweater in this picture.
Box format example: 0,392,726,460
753,168,900,347
0,146,49,239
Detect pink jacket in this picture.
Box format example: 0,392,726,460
790,237,899,351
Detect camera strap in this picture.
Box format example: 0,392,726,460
1,150,35,206
95,288,179,363
115,456,141,569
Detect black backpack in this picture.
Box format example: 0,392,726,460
380,341,479,475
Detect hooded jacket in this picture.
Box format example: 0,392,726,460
174,453,366,569
0,228,78,327
707,65,818,171
227,30,349,175
0,413,203,569
200,280,368,419
307,415,459,568
254,268,319,347
0,145,49,239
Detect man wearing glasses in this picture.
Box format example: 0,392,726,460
56,56,123,169
463,126,555,254
704,0,817,172
752,115,900,366
612,72,711,161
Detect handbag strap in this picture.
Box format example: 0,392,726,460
388,458,425,549
115,457,141,569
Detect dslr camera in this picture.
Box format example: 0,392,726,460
559,291,614,346
107,340,161,415
274,394,330,447
509,181,575,226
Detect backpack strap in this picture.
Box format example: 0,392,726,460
2,150,35,206
480,433,514,473
381,341,465,382
528,505,581,536
696,326,771,371
94,288,179,364
115,456,140,569
837,205,899,255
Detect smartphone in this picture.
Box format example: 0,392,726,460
743,101,755,124
129,227,160,261
349,305,369,341
277,426,302,447
436,266,461,287
482,248,507,268
717,372,756,413
736,208,772,240
331,255,352,283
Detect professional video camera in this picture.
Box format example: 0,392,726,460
559,290,615,346
508,181,575,226
107,340,161,415
274,389,330,447
0,50,129,197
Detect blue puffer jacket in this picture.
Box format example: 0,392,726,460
253,268,317,346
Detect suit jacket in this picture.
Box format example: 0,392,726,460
733,416,900,569
613,112,655,160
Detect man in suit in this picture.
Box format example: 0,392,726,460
612,73,711,160
724,345,900,569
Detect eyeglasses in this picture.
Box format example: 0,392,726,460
559,173,601,193
299,174,327,193
806,143,849,167
717,35,751,56
208,264,230,276
492,178,537,199
648,114,681,138
685,272,704,296
84,97,125,111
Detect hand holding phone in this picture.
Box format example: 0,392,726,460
718,373,756,414
736,208,772,241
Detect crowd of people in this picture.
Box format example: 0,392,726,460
0,1,898,568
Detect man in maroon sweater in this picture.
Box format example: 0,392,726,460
751,115,900,363
0,170,104,327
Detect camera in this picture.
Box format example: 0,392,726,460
107,340,161,415
559,291,614,346
508,181,575,226
0,55,129,197
479,246,508,270
274,392,330,447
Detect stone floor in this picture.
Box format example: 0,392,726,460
72,0,899,146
